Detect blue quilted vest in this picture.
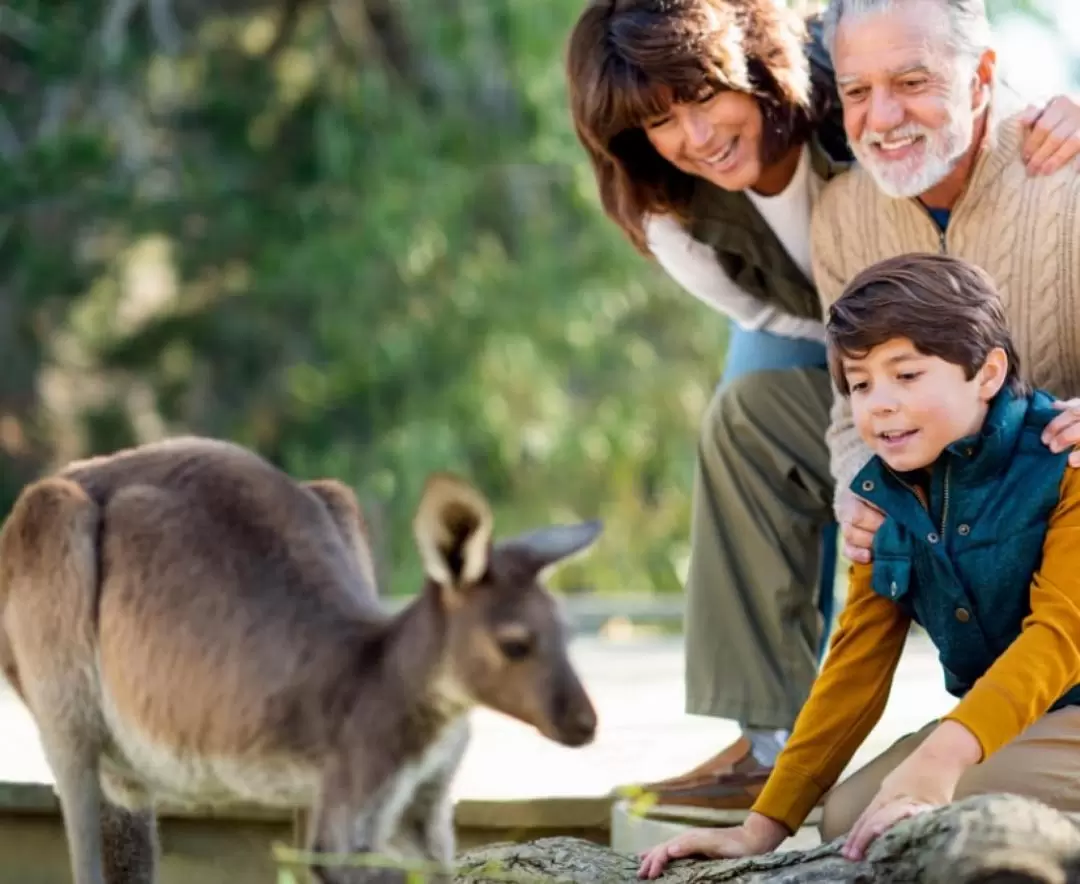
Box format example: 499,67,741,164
850,387,1080,710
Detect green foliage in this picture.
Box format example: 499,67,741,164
1,0,728,596
1,0,1074,597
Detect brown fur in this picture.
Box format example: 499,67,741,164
0,436,600,884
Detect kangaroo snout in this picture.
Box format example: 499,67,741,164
554,698,598,747
540,667,598,747
418,491,604,752
467,659,600,749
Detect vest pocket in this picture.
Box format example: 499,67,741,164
872,555,912,603
953,525,1047,650
941,663,971,698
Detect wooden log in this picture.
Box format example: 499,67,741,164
454,794,1080,884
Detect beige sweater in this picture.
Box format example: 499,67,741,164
810,106,1080,511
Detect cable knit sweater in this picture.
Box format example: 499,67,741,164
810,106,1080,511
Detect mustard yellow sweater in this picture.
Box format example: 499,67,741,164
810,103,1080,506
752,465,1080,833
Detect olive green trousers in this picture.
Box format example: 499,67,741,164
683,363,835,731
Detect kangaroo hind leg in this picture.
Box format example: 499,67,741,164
0,477,110,884
100,766,158,884
101,801,158,884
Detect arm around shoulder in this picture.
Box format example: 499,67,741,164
810,180,877,513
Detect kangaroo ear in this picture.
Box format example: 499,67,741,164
496,520,603,575
413,474,493,589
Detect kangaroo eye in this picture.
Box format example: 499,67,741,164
496,631,534,661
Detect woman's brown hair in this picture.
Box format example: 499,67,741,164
566,0,821,253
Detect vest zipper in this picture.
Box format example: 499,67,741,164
886,459,952,537
940,460,952,538
886,468,928,510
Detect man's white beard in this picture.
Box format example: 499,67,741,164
853,100,975,199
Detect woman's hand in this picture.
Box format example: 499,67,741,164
637,812,788,879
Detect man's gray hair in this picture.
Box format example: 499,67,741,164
822,0,993,68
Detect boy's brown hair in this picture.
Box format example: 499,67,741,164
565,0,827,254
826,253,1025,397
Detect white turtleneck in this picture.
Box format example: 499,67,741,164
644,143,825,342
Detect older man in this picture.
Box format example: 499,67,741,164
811,0,1080,556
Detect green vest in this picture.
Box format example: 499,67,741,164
851,388,1080,710
686,16,853,322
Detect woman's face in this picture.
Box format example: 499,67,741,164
643,88,766,192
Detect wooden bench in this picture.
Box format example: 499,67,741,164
0,781,612,883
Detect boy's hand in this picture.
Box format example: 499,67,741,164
838,490,885,564
842,721,982,861
1042,398,1080,468
636,813,787,879
841,758,945,861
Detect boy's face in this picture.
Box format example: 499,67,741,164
843,337,1005,473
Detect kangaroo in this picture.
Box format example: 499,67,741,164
0,435,600,884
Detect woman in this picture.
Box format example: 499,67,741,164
565,0,1080,815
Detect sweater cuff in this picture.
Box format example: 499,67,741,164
750,764,827,835
939,685,1020,762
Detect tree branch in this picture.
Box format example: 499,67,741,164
359,0,441,108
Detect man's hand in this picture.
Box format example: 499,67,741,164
636,813,787,879
1042,398,1080,468
838,489,885,565
842,721,982,861
1020,96,1080,176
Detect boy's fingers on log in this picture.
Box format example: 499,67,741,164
843,798,934,861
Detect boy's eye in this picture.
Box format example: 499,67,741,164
898,371,924,382
850,380,869,393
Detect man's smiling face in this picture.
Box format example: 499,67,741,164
832,0,992,200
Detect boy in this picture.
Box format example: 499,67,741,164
639,253,1080,878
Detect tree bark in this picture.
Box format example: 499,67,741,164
454,794,1080,884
